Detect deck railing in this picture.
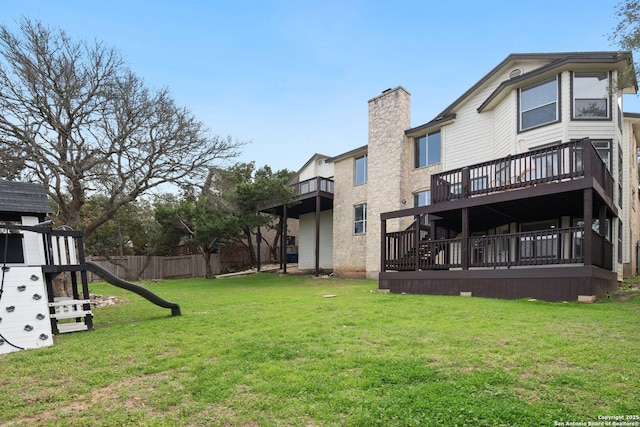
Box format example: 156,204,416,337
382,226,614,272
289,177,334,196
432,139,613,203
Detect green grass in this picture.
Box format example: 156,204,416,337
1,274,639,426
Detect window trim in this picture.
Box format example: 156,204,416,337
354,203,367,235
592,139,612,171
518,75,561,133
571,71,612,121
414,130,442,169
354,154,368,185
412,190,431,207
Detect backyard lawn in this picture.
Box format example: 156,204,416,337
1,273,639,426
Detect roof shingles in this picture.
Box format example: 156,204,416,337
0,181,52,215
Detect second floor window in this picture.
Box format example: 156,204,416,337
572,71,609,119
355,155,367,185
592,139,611,171
414,131,441,168
519,76,559,131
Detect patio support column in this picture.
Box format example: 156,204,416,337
282,205,288,274
380,218,387,272
462,207,469,270
315,194,321,276
583,189,593,266
599,203,607,268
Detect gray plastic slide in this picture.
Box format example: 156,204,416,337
85,261,181,316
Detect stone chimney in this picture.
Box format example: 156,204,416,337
365,86,411,279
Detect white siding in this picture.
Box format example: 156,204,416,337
317,158,334,178
298,163,317,182
298,156,334,181
445,85,497,170
298,209,333,270
492,91,516,157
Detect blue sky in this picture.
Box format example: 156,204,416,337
1,0,636,173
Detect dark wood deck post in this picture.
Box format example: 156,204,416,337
282,205,288,274
583,189,593,266
598,203,607,268
461,207,469,270
380,218,387,272
315,193,321,276
462,167,470,198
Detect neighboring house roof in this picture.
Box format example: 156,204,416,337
0,181,52,216
406,51,636,135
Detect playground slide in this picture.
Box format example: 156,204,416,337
85,261,181,316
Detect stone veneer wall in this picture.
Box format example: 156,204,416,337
332,149,368,278
365,87,411,279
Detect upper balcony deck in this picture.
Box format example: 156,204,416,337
431,138,613,205
259,176,334,219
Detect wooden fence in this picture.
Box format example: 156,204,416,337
87,254,222,282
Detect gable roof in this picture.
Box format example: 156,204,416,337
406,51,636,135
287,153,333,185
0,181,52,216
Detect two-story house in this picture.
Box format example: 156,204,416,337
266,51,640,301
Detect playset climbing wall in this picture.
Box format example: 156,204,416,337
0,265,53,354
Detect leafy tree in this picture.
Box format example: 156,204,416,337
611,1,640,88
155,192,241,278
154,163,295,278
215,163,296,265
0,19,242,237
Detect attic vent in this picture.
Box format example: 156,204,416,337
509,68,523,79
317,159,324,165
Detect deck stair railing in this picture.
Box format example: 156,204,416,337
384,216,434,271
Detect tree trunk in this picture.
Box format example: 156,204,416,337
202,249,215,279
244,228,257,265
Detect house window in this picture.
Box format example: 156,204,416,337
618,145,623,208
354,203,367,234
572,71,609,119
413,190,431,207
529,151,559,180
519,220,559,260
592,140,611,171
572,219,584,259
414,131,441,168
519,76,559,131
495,160,510,187
618,219,623,263
471,176,488,192
354,155,367,185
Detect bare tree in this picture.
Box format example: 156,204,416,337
0,19,243,236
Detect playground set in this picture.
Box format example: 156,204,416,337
0,181,180,355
